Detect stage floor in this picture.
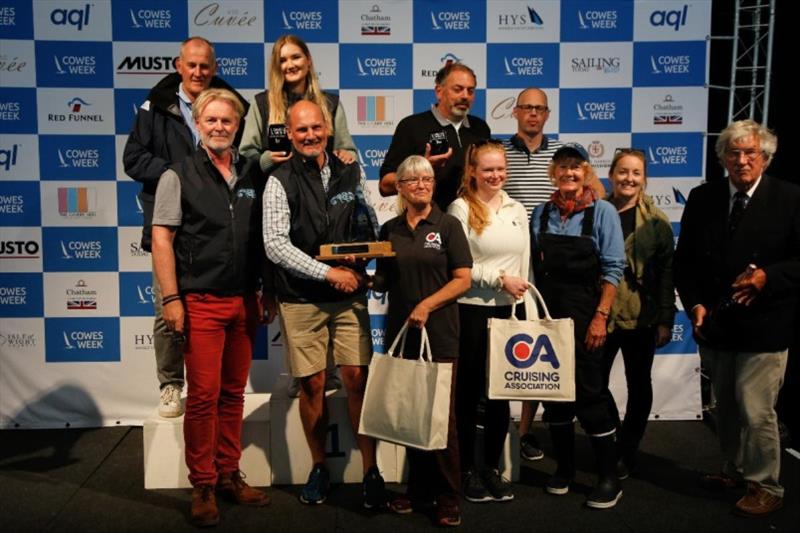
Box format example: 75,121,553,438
1,420,797,532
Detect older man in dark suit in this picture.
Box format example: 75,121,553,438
674,119,800,517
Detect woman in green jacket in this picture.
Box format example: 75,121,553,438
603,149,676,477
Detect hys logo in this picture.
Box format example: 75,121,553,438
498,5,543,28
50,4,92,31
504,333,560,369
650,5,688,31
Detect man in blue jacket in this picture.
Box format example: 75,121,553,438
123,36,248,418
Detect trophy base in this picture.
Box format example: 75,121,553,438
316,241,395,260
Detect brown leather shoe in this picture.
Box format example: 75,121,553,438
217,471,270,507
734,482,783,517
191,484,219,527
700,472,743,490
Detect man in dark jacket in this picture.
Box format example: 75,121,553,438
674,119,800,517
263,100,385,509
152,88,269,527
123,36,248,418
378,62,490,209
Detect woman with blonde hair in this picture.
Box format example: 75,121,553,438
603,148,675,478
530,143,626,509
446,139,530,503
240,34,356,172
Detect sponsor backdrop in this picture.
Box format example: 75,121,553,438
0,0,709,428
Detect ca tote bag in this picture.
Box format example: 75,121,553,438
487,283,576,401
358,324,453,450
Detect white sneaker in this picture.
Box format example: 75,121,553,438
158,384,184,418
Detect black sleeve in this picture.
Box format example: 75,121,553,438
372,221,395,292
380,116,422,177
673,187,702,311
443,214,473,270
122,106,170,187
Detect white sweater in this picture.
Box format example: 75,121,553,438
448,192,531,307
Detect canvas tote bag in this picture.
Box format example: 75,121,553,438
358,323,453,450
487,283,576,401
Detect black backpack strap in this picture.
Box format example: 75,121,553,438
254,91,269,148
539,202,552,240
581,205,595,237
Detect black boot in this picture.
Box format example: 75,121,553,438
587,434,622,509
545,423,575,495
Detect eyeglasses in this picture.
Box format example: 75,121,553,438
398,176,435,186
515,104,549,115
724,149,763,161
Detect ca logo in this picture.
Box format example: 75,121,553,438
504,333,560,369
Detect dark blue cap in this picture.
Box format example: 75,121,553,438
552,142,589,162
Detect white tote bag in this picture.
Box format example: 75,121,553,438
358,324,453,450
487,283,576,401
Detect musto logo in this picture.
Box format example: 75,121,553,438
503,333,561,391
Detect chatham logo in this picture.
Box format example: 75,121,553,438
66,279,97,310
504,333,559,369
362,4,390,36
653,94,683,125
577,9,617,30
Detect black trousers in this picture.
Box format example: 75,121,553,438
602,327,656,452
456,303,523,471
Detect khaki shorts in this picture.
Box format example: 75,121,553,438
278,295,372,377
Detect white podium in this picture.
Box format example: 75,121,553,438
143,393,272,489
269,376,400,484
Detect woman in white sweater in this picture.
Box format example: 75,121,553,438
447,139,530,503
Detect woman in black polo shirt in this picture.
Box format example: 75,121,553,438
373,155,472,527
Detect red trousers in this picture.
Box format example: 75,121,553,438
183,293,259,487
